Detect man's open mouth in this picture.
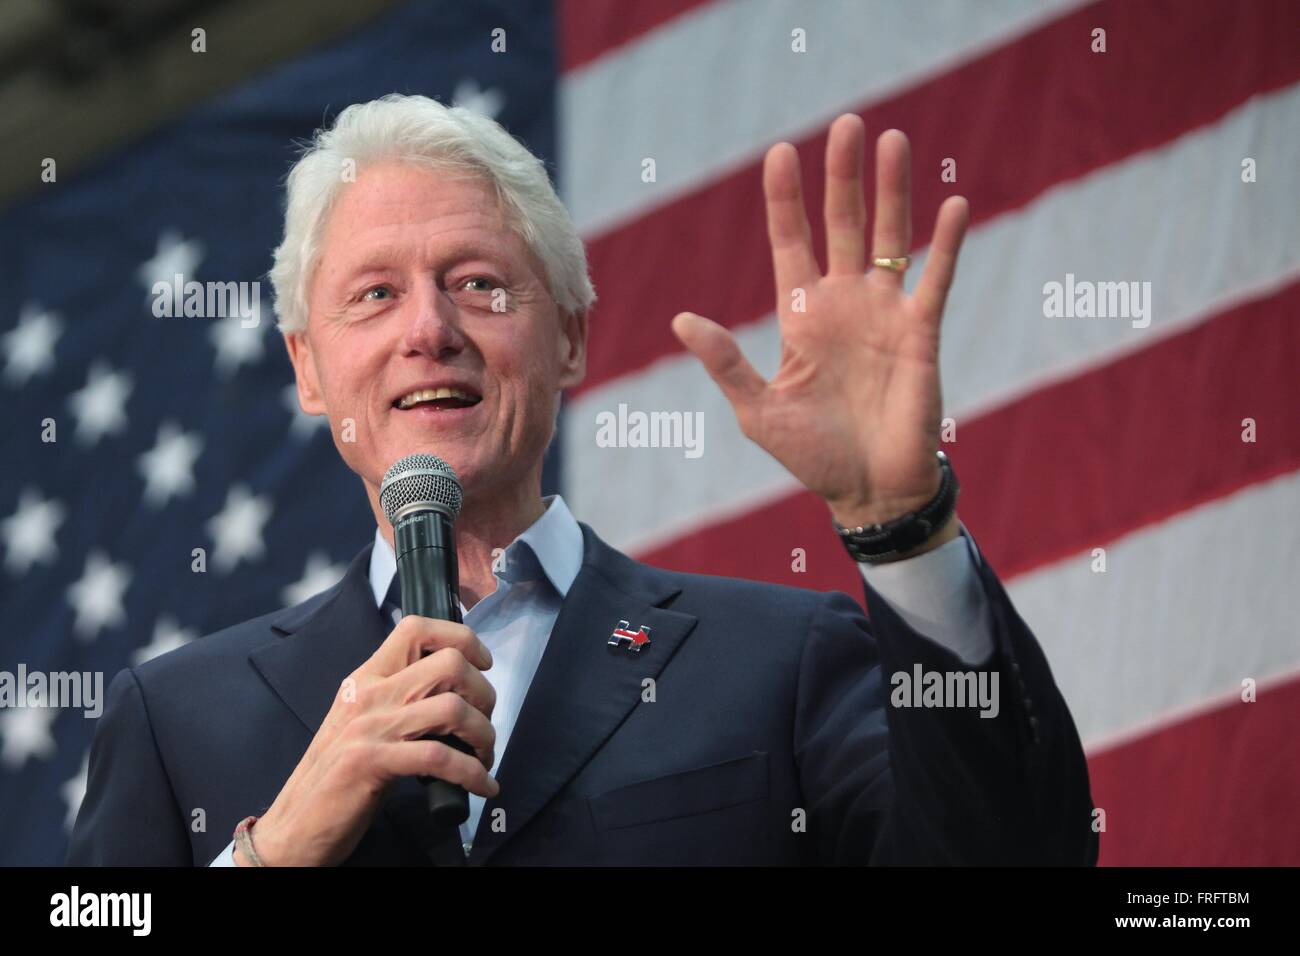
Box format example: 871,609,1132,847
394,386,482,411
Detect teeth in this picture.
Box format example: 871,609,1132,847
397,386,478,409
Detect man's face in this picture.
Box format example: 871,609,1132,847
284,161,587,514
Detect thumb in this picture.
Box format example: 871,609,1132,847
671,311,766,415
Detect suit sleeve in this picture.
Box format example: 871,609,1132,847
792,554,1100,865
66,667,194,865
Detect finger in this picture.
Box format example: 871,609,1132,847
377,739,500,798
763,142,819,295
913,195,971,325
824,114,867,275
870,129,912,285
368,616,492,677
672,311,766,424
391,692,498,770
387,646,497,719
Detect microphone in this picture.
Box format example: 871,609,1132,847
379,453,471,828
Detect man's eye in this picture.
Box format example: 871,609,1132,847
362,286,392,301
462,277,496,292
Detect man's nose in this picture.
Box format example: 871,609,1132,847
400,281,467,358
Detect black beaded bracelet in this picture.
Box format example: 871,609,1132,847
833,451,960,564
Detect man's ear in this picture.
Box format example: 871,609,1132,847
283,330,327,416
556,307,588,391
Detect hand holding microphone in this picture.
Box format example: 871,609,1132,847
378,453,478,827
241,454,496,865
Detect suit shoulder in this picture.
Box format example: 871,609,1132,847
632,559,865,623
131,579,342,684
581,520,863,624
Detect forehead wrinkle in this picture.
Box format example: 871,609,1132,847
325,231,520,283
320,164,500,243
312,169,548,303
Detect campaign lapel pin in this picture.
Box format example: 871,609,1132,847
608,619,652,654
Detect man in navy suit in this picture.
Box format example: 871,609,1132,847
68,95,1098,866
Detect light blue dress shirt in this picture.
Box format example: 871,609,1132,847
211,496,990,865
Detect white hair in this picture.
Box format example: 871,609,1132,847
269,93,596,333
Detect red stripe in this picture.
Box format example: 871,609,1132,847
1088,673,1300,865
558,0,716,72
635,279,1300,593
575,0,1300,397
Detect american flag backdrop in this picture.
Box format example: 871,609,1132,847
2,0,1298,866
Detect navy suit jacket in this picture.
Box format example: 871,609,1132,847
67,521,1099,866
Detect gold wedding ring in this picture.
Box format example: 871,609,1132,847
872,256,911,273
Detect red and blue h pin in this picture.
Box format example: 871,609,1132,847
608,620,652,654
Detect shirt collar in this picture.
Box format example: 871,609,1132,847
368,494,583,609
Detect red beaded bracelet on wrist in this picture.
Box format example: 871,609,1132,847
233,815,266,867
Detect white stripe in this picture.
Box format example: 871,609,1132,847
564,83,1300,554
1082,663,1300,756
1007,469,1300,748
559,0,1087,236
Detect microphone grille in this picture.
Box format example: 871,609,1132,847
379,453,463,525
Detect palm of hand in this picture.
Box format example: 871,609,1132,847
673,117,969,525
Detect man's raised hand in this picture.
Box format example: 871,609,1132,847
672,115,970,536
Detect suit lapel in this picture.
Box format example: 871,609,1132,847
248,523,700,867
250,544,380,734
248,543,464,866
468,523,698,865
